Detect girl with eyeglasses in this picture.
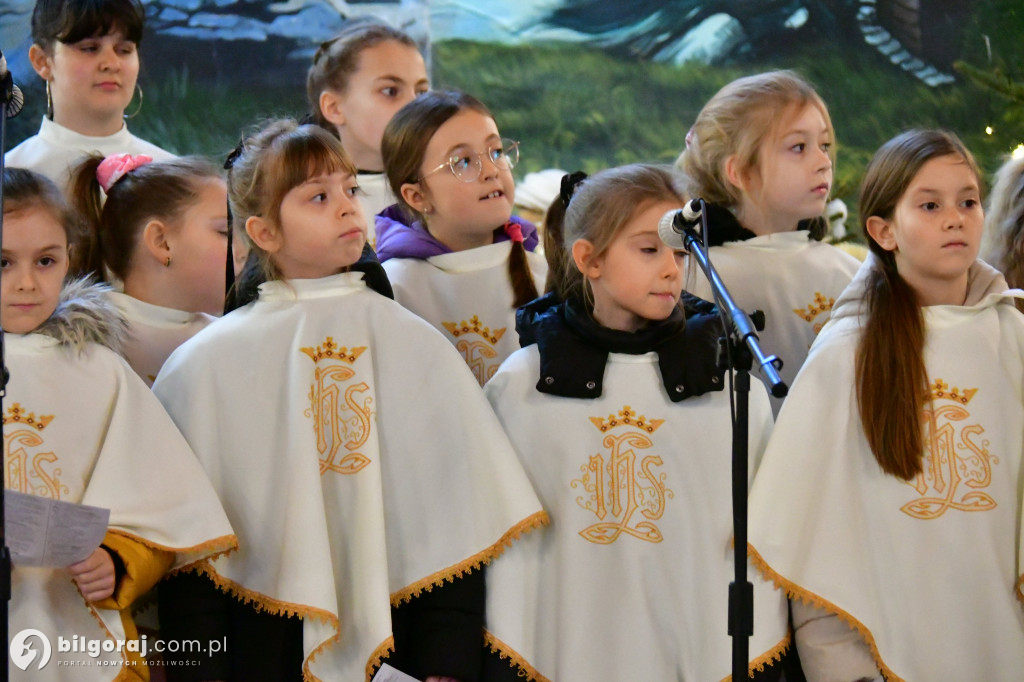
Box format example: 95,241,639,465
6,0,175,192
377,90,547,386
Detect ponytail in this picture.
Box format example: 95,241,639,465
541,193,568,295
855,256,927,479
507,238,539,308
67,155,109,280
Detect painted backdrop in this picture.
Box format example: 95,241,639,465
2,0,1022,225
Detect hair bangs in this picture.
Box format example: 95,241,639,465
53,0,144,45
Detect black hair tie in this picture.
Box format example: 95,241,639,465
559,171,588,209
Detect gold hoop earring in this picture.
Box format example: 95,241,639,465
45,81,53,119
123,84,143,120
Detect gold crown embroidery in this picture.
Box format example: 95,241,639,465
442,315,506,386
301,338,373,476
902,379,994,520
300,337,366,364
442,315,506,344
2,403,54,431
793,291,835,323
928,379,977,405
572,406,673,545
4,404,65,499
589,406,664,434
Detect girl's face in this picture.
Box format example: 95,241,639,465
322,40,429,171
265,170,366,280
738,103,833,235
409,109,516,252
1,206,70,334
31,29,139,135
867,154,983,306
575,200,686,332
164,179,230,316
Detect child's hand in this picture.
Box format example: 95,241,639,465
68,547,116,602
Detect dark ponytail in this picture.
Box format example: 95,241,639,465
507,240,539,308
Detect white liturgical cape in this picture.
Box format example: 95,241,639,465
383,242,548,386
483,346,790,681
5,117,174,191
5,333,236,681
106,292,214,386
686,231,860,416
153,272,548,681
748,258,1024,681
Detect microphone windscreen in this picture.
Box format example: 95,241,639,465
657,210,687,250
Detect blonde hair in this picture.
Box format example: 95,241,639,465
226,119,357,282
679,70,833,234
983,154,1024,309
551,164,687,305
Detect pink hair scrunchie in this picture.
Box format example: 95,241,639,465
503,221,524,244
96,153,154,193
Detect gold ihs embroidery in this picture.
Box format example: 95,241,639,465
3,403,67,499
301,337,374,476
901,380,997,520
571,407,674,544
793,291,836,338
442,315,506,386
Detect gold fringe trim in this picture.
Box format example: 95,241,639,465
717,633,791,681
106,528,239,566
364,636,396,682
747,544,904,682
484,630,548,681
390,510,550,606
186,562,341,682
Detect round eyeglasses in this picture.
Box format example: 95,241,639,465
420,139,520,183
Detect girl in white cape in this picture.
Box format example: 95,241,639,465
151,120,548,682
1,167,235,681
376,90,547,386
748,129,1024,681
483,165,793,681
68,153,228,385
5,0,174,191
306,20,430,231
678,70,861,416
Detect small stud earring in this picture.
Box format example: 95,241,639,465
165,256,172,268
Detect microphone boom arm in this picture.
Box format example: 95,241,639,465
679,215,787,396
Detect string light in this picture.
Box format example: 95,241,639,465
1012,144,1024,160
985,126,994,135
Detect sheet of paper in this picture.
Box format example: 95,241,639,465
3,490,110,567
371,663,421,682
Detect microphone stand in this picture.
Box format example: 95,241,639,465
1,64,15,682
676,201,786,681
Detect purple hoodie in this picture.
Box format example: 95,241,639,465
375,205,539,262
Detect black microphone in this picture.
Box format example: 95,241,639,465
1,49,25,119
657,198,703,249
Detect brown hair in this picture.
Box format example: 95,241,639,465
382,89,538,307
68,155,222,281
983,154,1024,312
32,0,144,52
679,70,833,239
306,20,419,131
226,119,357,283
2,167,79,247
857,129,983,479
549,164,688,307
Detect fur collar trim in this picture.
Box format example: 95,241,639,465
34,278,127,354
